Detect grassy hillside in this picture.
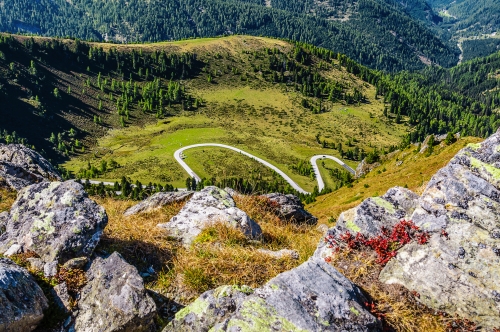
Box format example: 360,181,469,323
60,36,404,190
1,34,499,193
307,136,483,221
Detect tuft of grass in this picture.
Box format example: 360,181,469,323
0,187,16,213
328,249,445,332
95,193,321,305
93,197,184,272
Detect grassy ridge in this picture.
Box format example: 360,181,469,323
307,136,483,221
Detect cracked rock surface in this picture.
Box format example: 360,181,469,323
75,252,157,332
0,181,107,266
0,144,61,190
0,258,48,331
379,133,500,328
263,193,318,224
124,191,193,216
158,186,262,246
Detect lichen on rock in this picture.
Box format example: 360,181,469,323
158,186,262,246
75,252,157,332
0,258,48,331
0,144,61,191
166,257,381,331
0,180,107,265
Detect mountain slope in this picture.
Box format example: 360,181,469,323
0,34,498,188
0,0,457,71
426,0,500,60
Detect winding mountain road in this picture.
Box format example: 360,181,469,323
174,143,356,194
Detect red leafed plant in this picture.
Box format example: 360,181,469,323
364,301,386,320
324,220,429,266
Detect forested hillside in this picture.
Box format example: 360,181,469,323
425,0,500,60
428,0,500,38
0,0,458,71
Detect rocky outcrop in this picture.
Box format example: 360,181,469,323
0,258,48,331
124,191,193,216
0,144,61,190
379,134,500,328
75,252,156,332
336,186,418,237
0,211,7,234
163,285,252,332
263,193,317,224
355,159,380,178
0,181,108,268
165,257,381,331
315,186,418,262
319,132,500,328
158,186,262,246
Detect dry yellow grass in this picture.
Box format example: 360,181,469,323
95,194,321,304
93,197,184,271
0,187,16,213
328,249,446,332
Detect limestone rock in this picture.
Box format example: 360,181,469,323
0,181,108,265
163,285,252,332
26,257,45,271
52,282,72,313
124,191,193,216
355,158,380,178
263,193,317,224
223,187,239,197
166,257,381,331
75,252,156,332
316,186,418,258
158,186,262,246
62,256,89,270
0,258,48,331
0,144,61,190
256,248,299,260
380,132,500,328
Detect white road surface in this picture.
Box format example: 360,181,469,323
174,143,356,194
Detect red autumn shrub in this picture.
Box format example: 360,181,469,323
324,220,429,265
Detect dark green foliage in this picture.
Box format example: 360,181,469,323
0,0,458,71
462,39,500,62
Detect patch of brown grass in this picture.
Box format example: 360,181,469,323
234,195,322,260
329,249,445,332
93,197,185,272
152,195,322,302
0,187,16,213
94,193,321,305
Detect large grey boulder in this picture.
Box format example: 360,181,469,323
165,257,381,331
163,285,252,332
0,258,49,331
336,186,418,237
75,252,157,332
263,193,317,224
0,144,61,190
379,133,500,328
0,181,108,266
315,186,419,260
124,191,193,216
158,186,262,246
